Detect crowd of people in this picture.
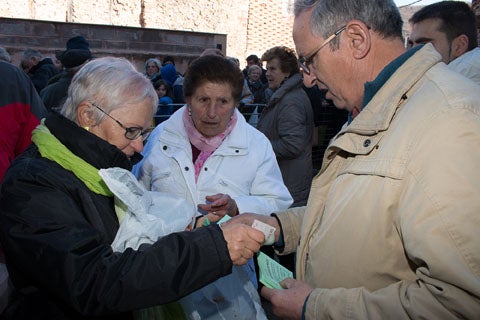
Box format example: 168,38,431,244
0,0,479,319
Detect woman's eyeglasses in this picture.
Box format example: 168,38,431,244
90,101,152,141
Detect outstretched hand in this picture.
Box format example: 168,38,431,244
220,222,264,265
227,213,281,244
261,278,313,320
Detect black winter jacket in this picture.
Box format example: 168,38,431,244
40,70,74,111
0,112,232,319
28,58,59,93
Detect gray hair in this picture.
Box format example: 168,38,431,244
247,64,262,76
0,47,11,63
21,48,42,61
144,58,161,74
293,0,403,49
60,57,157,124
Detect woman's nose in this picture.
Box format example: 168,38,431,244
130,137,144,153
207,104,217,118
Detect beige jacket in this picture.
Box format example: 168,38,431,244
277,44,480,319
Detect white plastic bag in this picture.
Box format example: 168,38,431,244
179,265,267,320
99,168,196,252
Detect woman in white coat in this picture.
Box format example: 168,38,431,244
135,55,292,226
133,55,292,319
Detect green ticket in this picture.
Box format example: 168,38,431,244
257,251,293,289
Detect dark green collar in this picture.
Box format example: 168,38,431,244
348,45,423,124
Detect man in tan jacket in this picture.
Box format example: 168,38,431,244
231,0,480,319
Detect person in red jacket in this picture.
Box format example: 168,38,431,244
0,60,47,182
0,60,46,313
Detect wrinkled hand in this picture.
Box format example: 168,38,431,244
221,222,264,265
261,278,314,320
198,193,238,220
227,213,281,244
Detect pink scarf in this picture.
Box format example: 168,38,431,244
183,108,237,181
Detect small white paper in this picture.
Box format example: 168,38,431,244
252,219,276,245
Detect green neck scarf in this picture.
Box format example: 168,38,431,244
31,122,113,197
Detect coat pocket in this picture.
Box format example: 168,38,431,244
338,156,407,180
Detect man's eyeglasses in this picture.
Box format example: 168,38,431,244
90,102,153,141
298,25,346,75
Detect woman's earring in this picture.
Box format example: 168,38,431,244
82,126,90,131
188,108,192,116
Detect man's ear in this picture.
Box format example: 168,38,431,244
344,20,371,60
450,34,469,61
77,101,95,127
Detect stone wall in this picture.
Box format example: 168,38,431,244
0,0,300,69
246,0,296,59
0,17,224,74
0,0,254,71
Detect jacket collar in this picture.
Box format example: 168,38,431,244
267,73,303,107
344,44,441,136
45,111,137,170
347,45,423,124
322,44,442,166
30,58,54,73
159,106,249,153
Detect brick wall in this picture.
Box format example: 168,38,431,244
0,0,246,70
0,17,224,74
246,0,295,60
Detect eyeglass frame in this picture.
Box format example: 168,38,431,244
89,101,153,141
298,25,347,75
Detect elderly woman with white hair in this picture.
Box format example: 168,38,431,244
144,57,162,82
0,57,264,319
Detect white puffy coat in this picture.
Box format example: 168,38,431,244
134,106,293,216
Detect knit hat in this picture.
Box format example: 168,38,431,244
57,36,92,68
162,55,175,66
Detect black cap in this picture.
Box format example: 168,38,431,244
162,55,175,66
57,36,92,68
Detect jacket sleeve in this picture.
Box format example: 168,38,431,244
0,164,232,315
270,94,312,160
0,62,46,182
14,72,45,157
303,109,480,319
234,135,293,214
274,206,306,255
